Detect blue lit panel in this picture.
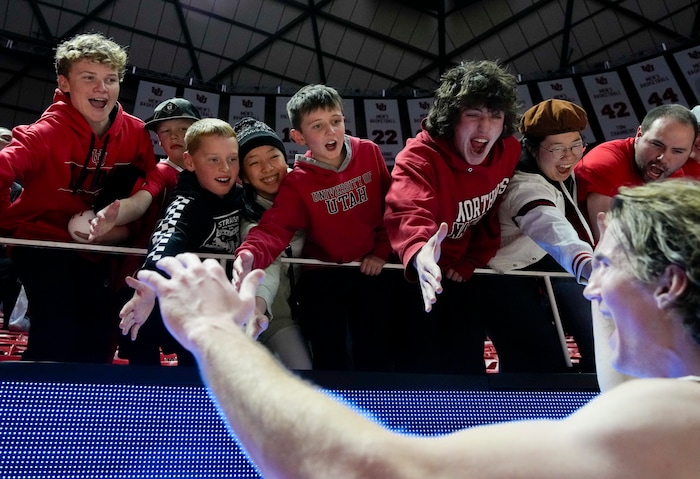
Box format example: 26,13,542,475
0,380,597,478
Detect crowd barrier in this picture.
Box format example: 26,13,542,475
0,236,577,366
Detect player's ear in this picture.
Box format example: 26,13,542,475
654,264,688,310
596,212,607,238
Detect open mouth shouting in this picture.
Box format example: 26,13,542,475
89,97,109,109
325,140,339,152
644,162,666,181
471,138,488,155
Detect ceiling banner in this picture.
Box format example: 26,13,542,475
228,96,266,124
274,96,303,163
626,56,688,112
406,97,432,138
580,71,639,141
341,99,357,138
672,45,700,105
134,80,177,157
517,84,534,111
363,98,405,167
183,88,220,119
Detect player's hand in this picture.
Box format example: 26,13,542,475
138,253,265,353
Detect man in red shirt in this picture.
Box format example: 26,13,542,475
574,103,695,241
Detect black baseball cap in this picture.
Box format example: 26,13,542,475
144,98,201,131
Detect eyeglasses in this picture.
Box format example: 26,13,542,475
540,142,587,160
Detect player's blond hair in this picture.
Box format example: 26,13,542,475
608,178,700,343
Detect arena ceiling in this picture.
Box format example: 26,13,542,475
1,0,699,100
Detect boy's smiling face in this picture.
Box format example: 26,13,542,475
58,59,120,136
290,107,346,168
184,135,240,198
242,145,288,201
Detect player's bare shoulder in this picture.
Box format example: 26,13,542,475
569,377,700,478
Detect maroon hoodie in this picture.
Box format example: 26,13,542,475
0,89,162,242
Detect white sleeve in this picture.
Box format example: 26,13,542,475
516,205,593,284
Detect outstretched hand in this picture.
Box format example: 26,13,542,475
138,253,265,353
232,249,255,290
413,222,448,312
119,275,157,341
89,200,120,242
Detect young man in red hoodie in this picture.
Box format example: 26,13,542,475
384,60,522,375
0,33,163,362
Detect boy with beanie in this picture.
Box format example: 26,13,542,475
234,117,312,370
234,85,396,372
486,98,596,373
235,117,287,162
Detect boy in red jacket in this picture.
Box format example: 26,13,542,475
384,60,522,374
234,84,394,371
0,33,163,362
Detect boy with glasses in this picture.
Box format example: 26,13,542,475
487,99,595,373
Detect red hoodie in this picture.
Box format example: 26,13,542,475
235,135,392,269
0,89,162,242
385,129,520,281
